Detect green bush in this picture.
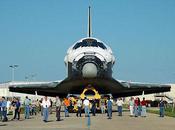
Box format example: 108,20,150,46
147,106,175,117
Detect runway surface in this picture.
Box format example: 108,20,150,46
0,111,174,130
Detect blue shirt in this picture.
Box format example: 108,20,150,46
0,101,2,110
107,100,112,109
16,101,21,108
1,100,7,108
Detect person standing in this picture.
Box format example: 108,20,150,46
69,100,74,112
100,98,105,114
24,96,30,119
0,97,2,121
134,97,139,117
83,97,90,117
141,97,147,117
31,100,37,116
49,99,53,114
116,98,124,116
76,98,82,117
6,98,11,115
1,97,8,122
137,98,141,116
13,98,21,120
55,96,61,121
63,98,70,117
107,97,112,119
91,99,96,116
11,97,16,119
41,96,51,122
129,97,134,117
110,97,114,117
36,99,40,114
39,98,43,116
159,98,165,117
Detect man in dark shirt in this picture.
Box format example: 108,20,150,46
11,97,17,119
91,99,96,116
13,98,21,120
159,98,165,117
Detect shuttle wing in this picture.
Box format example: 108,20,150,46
9,78,171,98
9,81,66,97
54,77,171,98
112,80,171,97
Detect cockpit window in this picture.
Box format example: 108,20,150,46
73,39,107,50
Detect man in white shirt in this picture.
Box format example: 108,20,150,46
129,97,134,116
6,98,11,115
41,96,51,122
116,98,124,116
83,97,90,117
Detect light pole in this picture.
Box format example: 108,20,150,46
9,65,19,81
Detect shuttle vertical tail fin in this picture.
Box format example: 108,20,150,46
87,6,92,37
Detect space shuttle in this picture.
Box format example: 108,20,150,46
65,7,114,79
9,7,170,98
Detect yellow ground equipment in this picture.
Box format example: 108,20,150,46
80,86,101,100
69,86,108,112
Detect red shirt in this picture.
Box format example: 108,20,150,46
141,100,147,106
134,99,139,106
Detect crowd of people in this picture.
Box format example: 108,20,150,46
0,95,169,123
0,96,41,122
128,97,147,117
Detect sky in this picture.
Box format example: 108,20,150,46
0,0,175,84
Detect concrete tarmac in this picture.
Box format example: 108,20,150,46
0,111,174,130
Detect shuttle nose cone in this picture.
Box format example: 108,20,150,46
82,63,97,78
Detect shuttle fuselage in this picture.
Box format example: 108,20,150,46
64,38,115,79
